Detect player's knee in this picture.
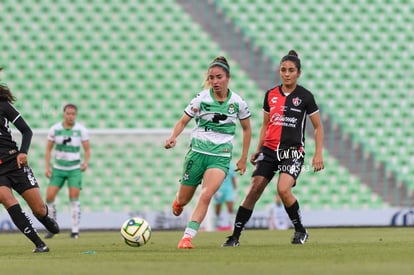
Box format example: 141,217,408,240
249,182,266,198
199,192,214,205
277,187,292,201
32,204,47,217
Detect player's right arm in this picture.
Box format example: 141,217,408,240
45,140,55,178
250,111,269,165
165,113,192,149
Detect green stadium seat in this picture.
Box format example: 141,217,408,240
3,0,400,212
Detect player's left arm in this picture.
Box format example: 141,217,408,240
81,140,91,171
309,112,324,172
13,116,33,168
236,117,252,175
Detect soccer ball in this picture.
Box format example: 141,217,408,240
120,217,152,247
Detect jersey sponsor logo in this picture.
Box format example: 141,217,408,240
292,97,302,106
212,113,228,123
270,113,298,128
276,148,304,161
63,136,72,145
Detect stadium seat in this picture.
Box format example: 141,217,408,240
2,0,399,212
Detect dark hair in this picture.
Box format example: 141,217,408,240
0,84,16,103
280,50,301,72
204,56,231,88
63,103,78,112
209,56,230,75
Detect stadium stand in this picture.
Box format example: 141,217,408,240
214,0,414,194
24,132,386,212
1,0,398,213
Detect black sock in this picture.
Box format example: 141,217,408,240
7,204,45,247
232,206,253,239
34,204,50,223
34,205,60,234
284,200,306,232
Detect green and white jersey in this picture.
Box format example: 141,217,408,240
184,88,250,157
48,122,89,170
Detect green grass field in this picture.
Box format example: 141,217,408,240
0,228,412,275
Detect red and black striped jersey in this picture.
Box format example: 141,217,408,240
263,85,319,151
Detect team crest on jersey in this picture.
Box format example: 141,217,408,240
292,97,302,106
227,103,235,114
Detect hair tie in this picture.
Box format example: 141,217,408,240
209,62,230,73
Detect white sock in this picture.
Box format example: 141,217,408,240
71,200,81,233
228,212,235,227
47,202,57,220
183,228,197,239
182,221,200,239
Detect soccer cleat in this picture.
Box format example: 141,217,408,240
222,236,240,247
70,232,80,239
172,199,183,216
44,232,55,239
291,230,309,244
178,237,193,249
41,215,60,234
33,244,50,253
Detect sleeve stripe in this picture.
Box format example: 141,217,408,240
12,114,21,123
308,109,320,117
184,110,194,118
239,114,251,120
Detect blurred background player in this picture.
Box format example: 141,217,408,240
44,103,90,239
268,193,291,230
214,162,237,231
0,80,59,252
165,56,251,249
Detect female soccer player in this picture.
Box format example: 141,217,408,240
165,56,251,249
44,103,90,239
223,50,324,246
0,81,59,253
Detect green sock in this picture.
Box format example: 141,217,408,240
183,221,200,239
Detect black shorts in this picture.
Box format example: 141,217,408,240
0,160,39,195
252,146,305,182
